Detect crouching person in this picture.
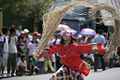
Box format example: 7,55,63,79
16,55,29,76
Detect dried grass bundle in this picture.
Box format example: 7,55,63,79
33,1,120,59
89,3,120,58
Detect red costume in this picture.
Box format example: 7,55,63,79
39,43,105,76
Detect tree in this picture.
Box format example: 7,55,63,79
26,0,55,32
0,0,55,32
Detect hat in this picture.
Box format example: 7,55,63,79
20,31,25,35
58,30,77,36
33,32,40,36
24,29,29,33
11,24,16,28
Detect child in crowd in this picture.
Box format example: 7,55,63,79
43,41,54,73
17,36,26,59
28,33,40,75
28,33,38,59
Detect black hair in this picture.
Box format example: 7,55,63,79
60,36,74,45
31,35,38,43
98,30,103,34
20,55,25,60
10,28,16,35
2,28,8,34
18,35,24,42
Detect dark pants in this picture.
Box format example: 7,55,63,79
94,54,105,71
7,53,17,74
37,61,44,73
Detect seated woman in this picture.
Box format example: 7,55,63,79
38,31,105,80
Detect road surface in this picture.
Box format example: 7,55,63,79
1,68,120,80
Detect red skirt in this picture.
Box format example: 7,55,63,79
50,65,84,80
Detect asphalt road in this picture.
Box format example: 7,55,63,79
1,68,120,80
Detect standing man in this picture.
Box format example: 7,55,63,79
93,30,106,72
7,28,17,77
0,28,9,78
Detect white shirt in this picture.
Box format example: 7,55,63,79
9,36,17,53
24,35,33,48
0,35,9,53
38,57,44,62
16,30,21,36
51,54,56,62
17,58,27,70
17,59,27,67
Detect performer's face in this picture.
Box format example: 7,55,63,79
63,33,71,41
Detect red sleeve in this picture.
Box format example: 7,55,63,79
77,44,91,54
77,43,105,55
47,44,61,55
39,44,61,58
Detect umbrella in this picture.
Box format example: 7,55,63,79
57,30,77,35
79,28,96,36
56,24,72,31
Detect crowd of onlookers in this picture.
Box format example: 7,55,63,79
0,25,120,79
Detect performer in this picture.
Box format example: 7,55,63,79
38,31,105,80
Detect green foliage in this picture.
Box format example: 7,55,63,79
0,0,55,27
0,0,55,17
0,0,28,15
27,0,55,18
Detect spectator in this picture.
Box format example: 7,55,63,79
113,47,120,67
16,55,28,76
17,36,26,59
28,34,38,59
109,49,117,68
7,28,17,77
43,41,54,73
16,25,23,36
36,56,44,74
93,30,106,72
28,56,39,75
27,33,40,75
0,28,9,78
24,29,32,58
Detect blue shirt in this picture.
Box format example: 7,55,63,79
93,35,106,44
